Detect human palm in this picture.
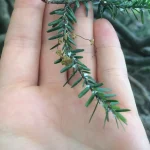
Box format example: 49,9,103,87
0,0,149,150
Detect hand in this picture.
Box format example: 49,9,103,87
0,0,149,150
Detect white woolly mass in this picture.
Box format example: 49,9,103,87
92,91,98,94
83,73,88,77
68,52,72,56
72,64,77,68
86,85,90,88
119,8,124,11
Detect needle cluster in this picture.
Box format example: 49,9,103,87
42,0,150,128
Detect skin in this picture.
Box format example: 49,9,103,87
0,0,149,149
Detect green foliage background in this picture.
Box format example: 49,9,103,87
0,0,150,141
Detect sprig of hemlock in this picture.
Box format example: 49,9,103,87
42,0,150,127
43,0,150,23
93,0,150,23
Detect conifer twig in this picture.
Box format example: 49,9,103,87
42,0,91,4
42,0,150,127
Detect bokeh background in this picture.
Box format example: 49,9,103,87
0,0,150,141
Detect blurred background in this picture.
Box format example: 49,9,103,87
0,0,150,141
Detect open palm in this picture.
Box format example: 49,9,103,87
0,0,149,150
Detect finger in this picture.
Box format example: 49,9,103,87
39,4,67,86
0,0,45,87
94,19,137,111
68,3,96,88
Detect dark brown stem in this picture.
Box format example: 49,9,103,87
125,55,150,66
128,75,150,103
103,13,150,56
